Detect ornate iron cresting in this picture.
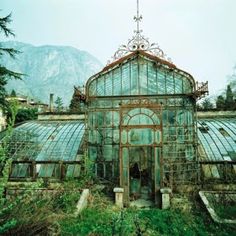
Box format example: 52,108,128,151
109,0,172,64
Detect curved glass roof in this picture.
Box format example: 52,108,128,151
198,119,236,162
1,120,85,178
197,118,236,180
87,53,194,97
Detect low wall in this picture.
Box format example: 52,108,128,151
197,111,236,119
38,113,85,121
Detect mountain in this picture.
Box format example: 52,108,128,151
0,41,103,105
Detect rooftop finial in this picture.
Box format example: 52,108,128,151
134,0,142,33
108,0,172,64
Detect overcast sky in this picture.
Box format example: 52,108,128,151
1,0,236,97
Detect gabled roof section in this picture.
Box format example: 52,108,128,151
103,50,176,72
86,50,195,89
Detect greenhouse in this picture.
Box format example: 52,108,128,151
1,121,85,179
86,49,208,204
1,3,235,206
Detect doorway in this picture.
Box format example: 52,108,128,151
129,146,154,201
119,104,162,205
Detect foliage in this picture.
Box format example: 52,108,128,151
14,108,38,124
0,100,19,233
0,179,87,235
215,204,236,220
215,84,236,110
69,87,85,113
10,89,16,97
55,96,63,112
200,98,214,111
216,95,225,110
0,13,22,110
59,195,236,236
69,94,81,112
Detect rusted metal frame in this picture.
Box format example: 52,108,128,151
94,160,118,178
194,81,209,99
122,124,162,129
124,113,159,127
110,67,113,97
164,168,198,173
119,107,125,193
163,108,197,186
88,93,196,100
119,103,163,203
199,161,236,184
129,60,132,96
120,100,163,109
121,102,163,191
145,59,148,95
120,63,123,96
86,51,196,98
155,61,159,94
11,160,82,164
9,160,83,180
199,160,236,164
164,68,168,95
121,143,162,148
173,71,176,95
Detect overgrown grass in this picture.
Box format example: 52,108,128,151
215,204,236,220
0,176,94,235
1,178,236,235
59,193,236,236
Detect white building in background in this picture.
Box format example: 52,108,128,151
0,108,7,131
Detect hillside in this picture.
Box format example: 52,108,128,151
1,41,103,105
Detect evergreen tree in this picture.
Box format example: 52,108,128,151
216,95,225,110
0,13,22,110
10,89,16,97
55,96,63,112
201,98,214,110
225,85,234,109
69,86,85,112
69,93,82,112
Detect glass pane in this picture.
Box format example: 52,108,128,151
113,68,121,95
128,128,154,145
129,114,153,125
103,145,113,161
121,130,127,144
104,73,113,96
97,76,105,96
140,60,148,94
147,62,157,95
166,74,174,94
122,63,130,95
174,76,183,94
131,60,138,95
155,130,162,144
157,70,165,94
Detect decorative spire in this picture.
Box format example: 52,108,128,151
134,0,142,34
109,0,172,64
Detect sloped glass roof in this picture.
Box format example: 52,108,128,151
198,119,236,162
1,120,85,178
197,118,236,180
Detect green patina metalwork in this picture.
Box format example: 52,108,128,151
86,52,198,204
